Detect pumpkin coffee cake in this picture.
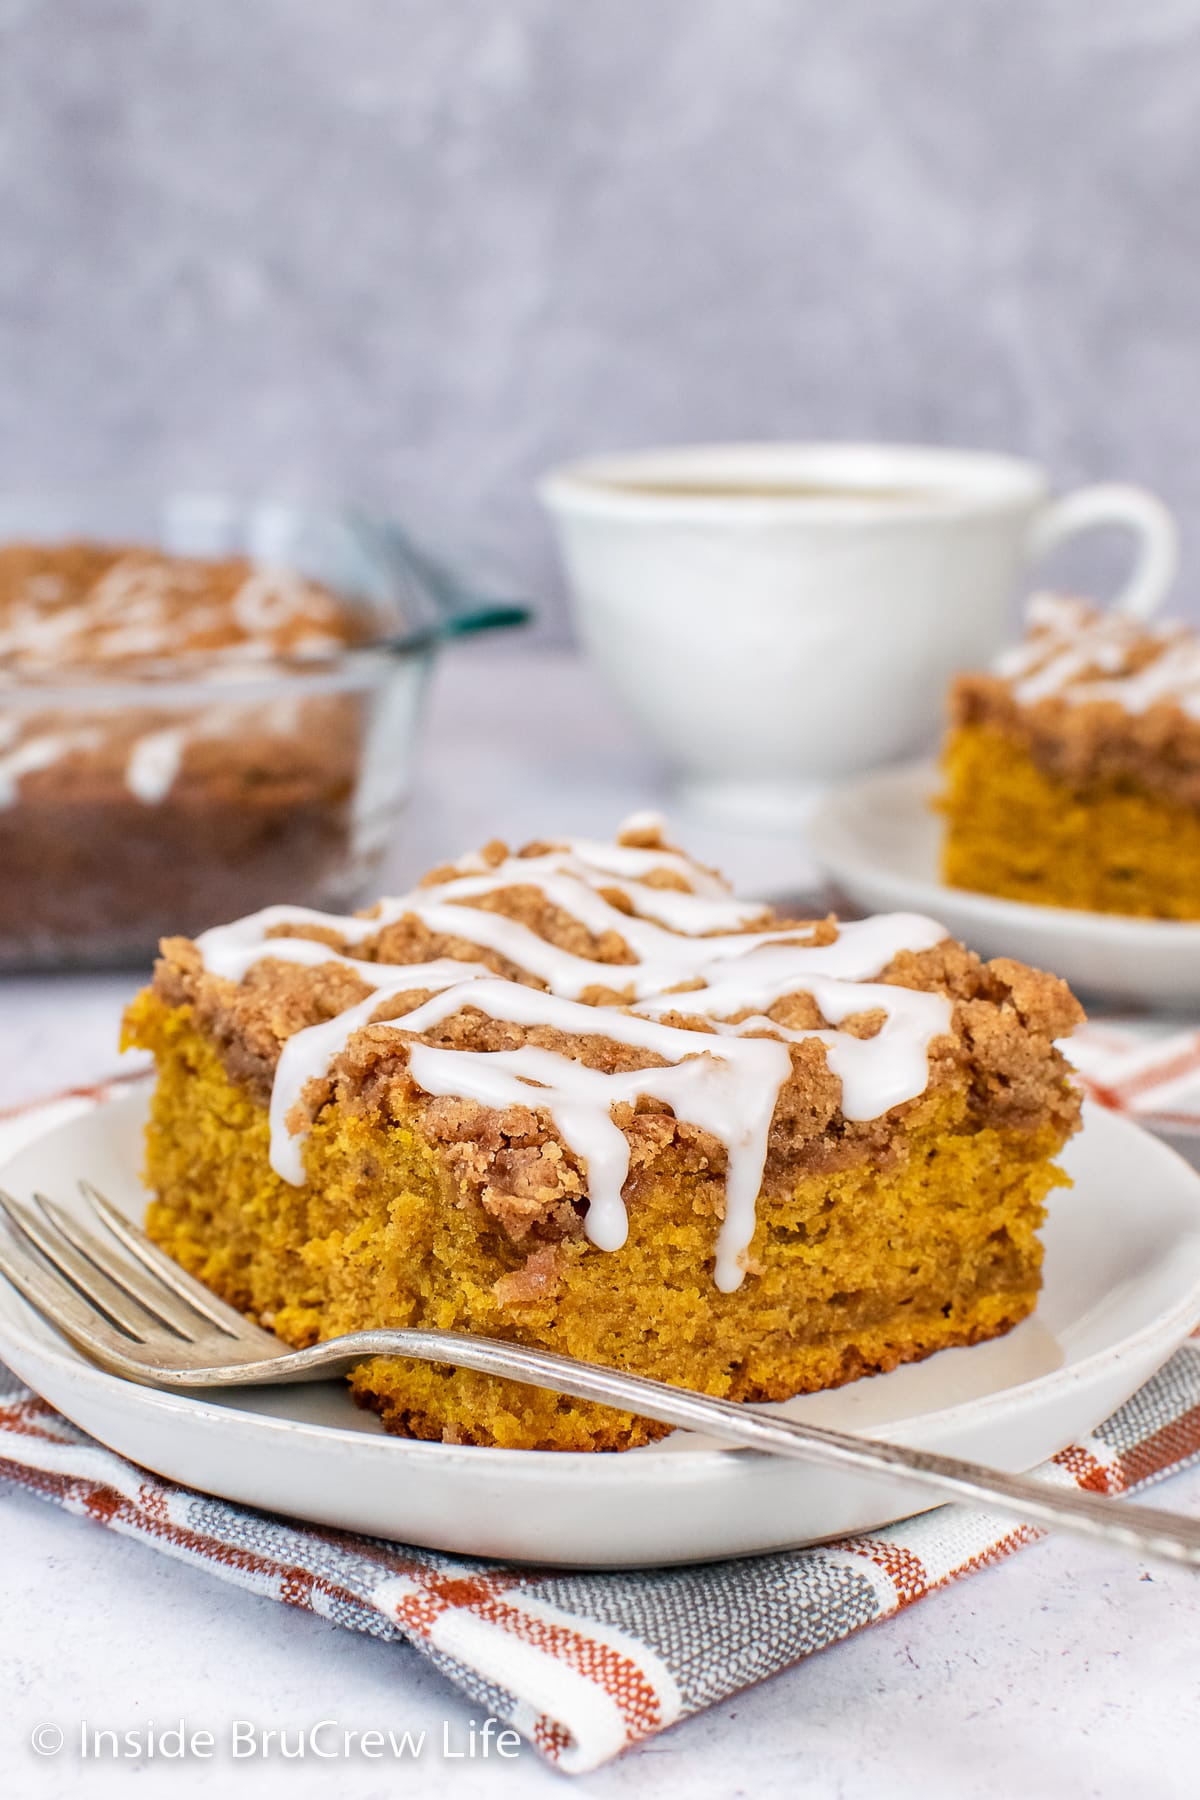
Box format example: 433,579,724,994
941,593,1200,918
0,538,368,967
124,818,1084,1451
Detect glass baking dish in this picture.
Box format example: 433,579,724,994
0,495,530,969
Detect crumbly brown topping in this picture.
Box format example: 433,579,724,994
145,828,1085,1249
305,930,1082,1245
0,540,365,671
951,597,1200,804
0,542,368,837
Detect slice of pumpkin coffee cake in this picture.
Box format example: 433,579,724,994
124,818,1083,1450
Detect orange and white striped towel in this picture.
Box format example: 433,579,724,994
1071,1018,1200,1136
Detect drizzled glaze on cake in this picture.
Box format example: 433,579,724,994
193,820,952,1290
0,541,363,813
996,593,1200,718
0,543,353,672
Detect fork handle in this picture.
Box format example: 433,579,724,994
150,1327,1200,1571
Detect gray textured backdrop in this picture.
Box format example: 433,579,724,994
1,0,1198,639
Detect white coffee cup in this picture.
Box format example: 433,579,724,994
539,442,1178,826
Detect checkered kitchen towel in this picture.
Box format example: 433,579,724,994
1,1037,1199,1775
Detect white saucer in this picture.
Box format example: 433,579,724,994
807,759,1200,1009
1,1090,1199,1568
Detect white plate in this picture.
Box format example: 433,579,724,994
807,759,1200,1009
1,1090,1199,1568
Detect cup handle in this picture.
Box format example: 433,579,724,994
1027,483,1178,621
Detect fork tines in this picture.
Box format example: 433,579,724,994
0,1182,272,1366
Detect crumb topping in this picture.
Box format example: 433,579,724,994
0,540,365,673
952,594,1200,803
145,819,1084,1279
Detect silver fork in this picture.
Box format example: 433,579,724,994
1,1181,1199,1570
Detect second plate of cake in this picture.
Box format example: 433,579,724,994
808,759,1200,1010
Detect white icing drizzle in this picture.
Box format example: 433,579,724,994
193,828,953,1290
996,592,1200,719
124,728,187,805
231,568,321,634
198,859,945,1004
376,979,793,1290
0,544,348,695
0,692,326,813
637,974,952,1122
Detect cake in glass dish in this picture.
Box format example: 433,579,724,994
940,594,1200,918
123,817,1084,1452
0,499,527,969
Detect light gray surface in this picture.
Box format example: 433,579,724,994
0,0,1196,639
3,644,1200,1798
